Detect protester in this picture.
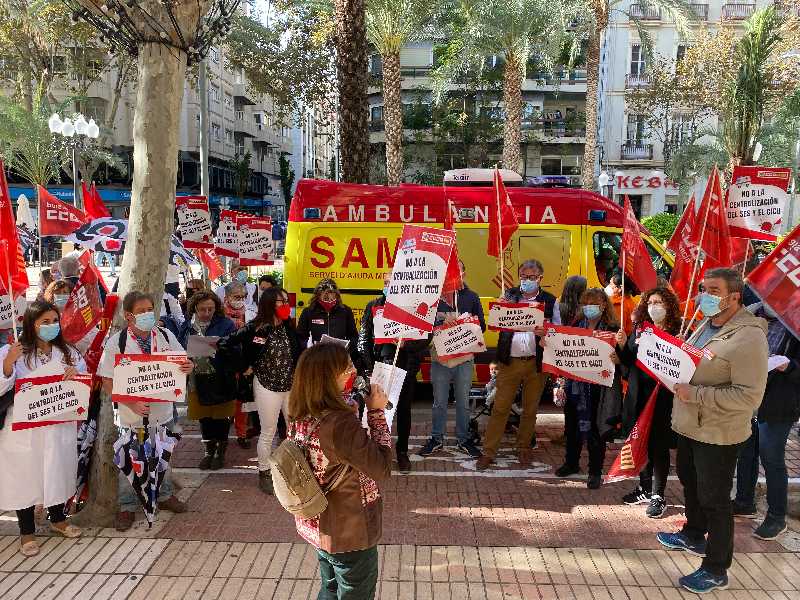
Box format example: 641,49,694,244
555,275,587,327
35,268,54,302
177,290,237,470
0,301,85,556
615,286,682,518
179,278,206,316
358,273,429,473
296,278,361,369
98,291,194,531
288,344,392,599
550,288,620,489
476,260,557,471
419,261,485,459
657,268,769,594
217,287,302,494
58,255,81,287
42,280,73,310
216,262,257,312
256,274,277,304
732,300,800,540
223,281,256,326
607,273,637,335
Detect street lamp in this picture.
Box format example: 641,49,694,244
49,112,100,209
598,171,615,199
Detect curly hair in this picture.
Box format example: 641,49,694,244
186,290,225,319
631,286,681,335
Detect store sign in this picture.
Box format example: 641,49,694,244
615,173,679,196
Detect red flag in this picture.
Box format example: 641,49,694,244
441,200,463,294
82,182,111,220
0,161,29,296
38,186,88,236
621,195,658,292
605,387,659,483
196,248,225,281
84,293,119,375
60,260,103,344
77,250,109,293
667,194,695,254
730,237,752,267
487,169,519,258
690,167,732,269
669,195,701,301
746,224,800,340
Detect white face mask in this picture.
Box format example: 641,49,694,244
229,299,245,310
648,305,667,323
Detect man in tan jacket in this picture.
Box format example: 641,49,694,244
657,268,769,595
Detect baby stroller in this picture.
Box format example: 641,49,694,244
467,377,521,446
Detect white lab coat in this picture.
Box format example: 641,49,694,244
0,345,86,511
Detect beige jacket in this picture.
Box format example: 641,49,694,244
672,307,769,446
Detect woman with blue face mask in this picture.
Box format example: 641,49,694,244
42,280,73,310
0,301,87,557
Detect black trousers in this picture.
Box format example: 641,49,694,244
393,358,419,456
563,389,606,476
199,417,231,442
676,434,740,576
16,504,66,536
639,444,671,497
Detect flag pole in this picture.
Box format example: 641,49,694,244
36,186,43,276
620,250,626,331
2,241,18,342
495,167,505,297
681,303,703,340
741,241,750,278
680,172,714,336
384,338,403,411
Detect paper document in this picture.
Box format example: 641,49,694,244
318,334,350,348
768,355,790,372
362,361,406,432
187,335,219,358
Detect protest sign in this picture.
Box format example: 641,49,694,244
432,315,485,361
176,195,213,249
12,373,92,431
487,301,544,331
372,305,428,343
635,324,710,391
112,353,188,404
214,209,241,257
726,166,791,241
382,225,455,332
541,324,617,387
0,292,14,329
237,215,274,266
605,387,658,483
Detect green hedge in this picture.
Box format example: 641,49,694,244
641,213,681,245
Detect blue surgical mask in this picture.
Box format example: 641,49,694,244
54,294,69,308
236,270,248,283
583,304,602,320
134,311,156,332
520,279,539,294
699,293,723,317
37,322,60,342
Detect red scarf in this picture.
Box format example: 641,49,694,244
224,300,246,328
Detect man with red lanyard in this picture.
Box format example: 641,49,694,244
98,291,194,531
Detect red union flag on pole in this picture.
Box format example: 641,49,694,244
382,224,456,332
690,166,732,269
441,200,463,294
605,387,658,483
82,181,111,220
60,261,103,344
0,161,29,296
487,168,518,258
196,247,225,281
669,195,701,301
622,195,658,292
746,224,800,340
37,186,88,236
726,166,791,241
667,194,695,254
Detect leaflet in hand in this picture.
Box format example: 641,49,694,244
362,361,406,432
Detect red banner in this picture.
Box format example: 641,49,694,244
61,260,103,344
37,186,88,236
0,162,29,295
622,195,658,292
82,181,111,219
726,166,791,241
605,387,658,483
746,224,800,340
83,293,119,375
196,247,225,281
669,195,700,302
487,169,519,258
441,200,462,294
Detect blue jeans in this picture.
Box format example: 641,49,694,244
317,546,378,600
735,419,794,523
430,360,473,445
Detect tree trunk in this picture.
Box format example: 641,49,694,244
383,51,403,186
334,0,370,183
582,23,604,190
502,55,523,174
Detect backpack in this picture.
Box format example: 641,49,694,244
269,414,350,519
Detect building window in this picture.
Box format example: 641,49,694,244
225,129,233,144
212,123,221,139
630,44,646,76
369,54,382,75
626,114,648,143
371,105,383,123
209,84,220,104
224,93,233,109
672,112,694,145
51,55,67,76
210,47,219,63
541,158,562,176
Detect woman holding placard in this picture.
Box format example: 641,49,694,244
551,288,621,489
0,301,86,556
615,286,681,518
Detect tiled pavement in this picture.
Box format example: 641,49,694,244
1,407,799,598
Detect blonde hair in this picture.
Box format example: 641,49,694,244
288,344,352,420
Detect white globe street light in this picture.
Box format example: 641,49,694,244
48,112,98,208
74,115,88,136
86,119,100,139
61,118,75,137
48,113,63,134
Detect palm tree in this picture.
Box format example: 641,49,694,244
433,0,570,174
366,0,438,185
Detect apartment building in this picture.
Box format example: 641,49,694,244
597,0,771,217
366,42,587,184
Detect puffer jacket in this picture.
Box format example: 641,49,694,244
672,308,769,446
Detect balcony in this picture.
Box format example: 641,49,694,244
369,119,385,132
232,82,256,105
232,111,257,137
689,3,709,19
621,142,653,160
522,118,586,138
527,69,587,83
625,73,651,88
629,3,661,20
722,2,755,19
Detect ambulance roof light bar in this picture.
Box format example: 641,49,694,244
443,168,524,187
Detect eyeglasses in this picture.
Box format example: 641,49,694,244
231,295,247,301
519,273,544,281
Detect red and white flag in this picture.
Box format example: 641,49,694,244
0,161,29,295
441,200,462,295
82,181,111,220
60,260,104,345
37,186,88,236
487,168,518,258
691,166,732,269
622,195,658,292
605,387,658,483
726,166,791,241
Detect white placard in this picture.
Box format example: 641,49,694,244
432,316,485,360
487,301,544,331
112,352,188,404
12,373,92,430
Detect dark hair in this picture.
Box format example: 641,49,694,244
704,267,744,298
59,255,80,278
580,287,619,329
631,286,682,335
518,259,544,274
122,291,155,313
19,301,76,368
187,290,225,319
558,275,587,326
288,343,352,420
43,280,73,303
310,278,341,308
259,275,278,286
253,286,289,327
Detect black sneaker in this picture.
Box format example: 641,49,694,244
554,464,580,477
418,438,443,457
753,519,788,540
622,486,652,506
455,440,483,458
732,502,758,519
646,495,667,519
587,474,602,489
